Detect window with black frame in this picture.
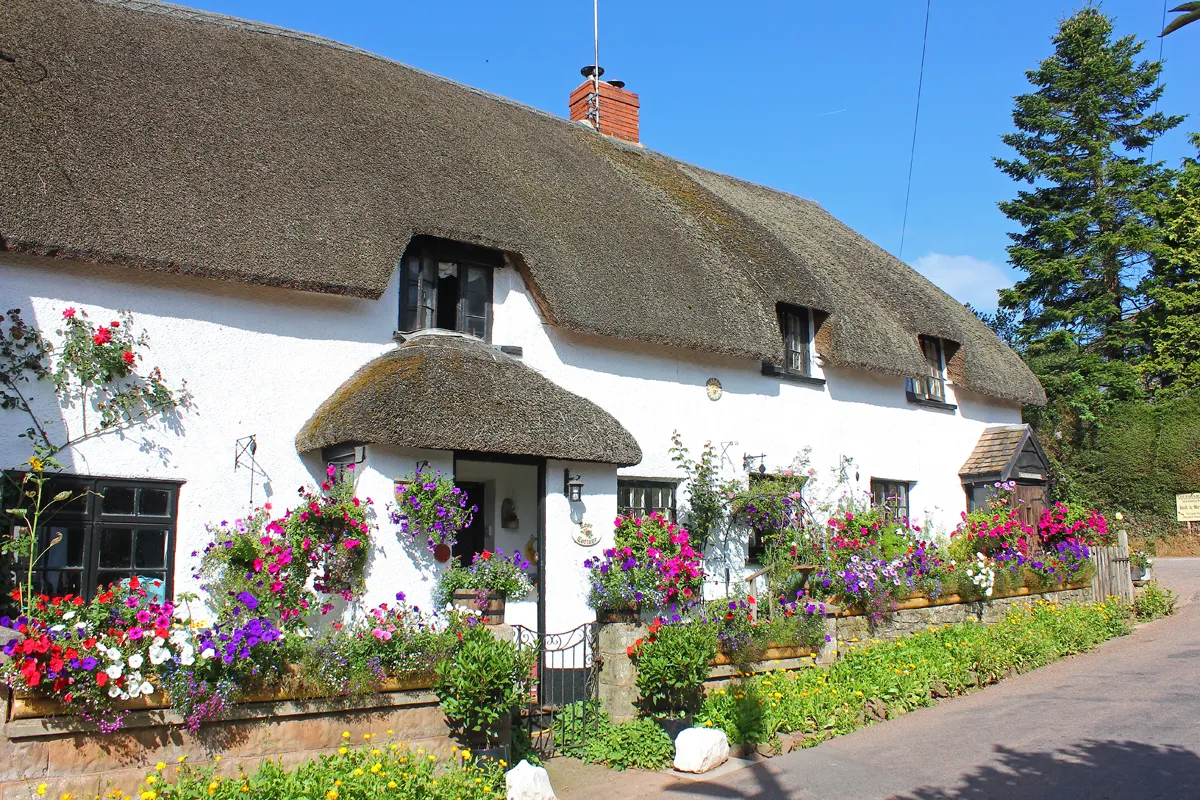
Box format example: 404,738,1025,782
398,236,500,341
4,475,180,602
907,336,947,402
870,478,911,522
617,480,676,522
778,305,812,377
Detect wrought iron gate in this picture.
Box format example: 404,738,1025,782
512,623,600,757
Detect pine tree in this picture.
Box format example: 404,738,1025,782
995,8,1183,439
1142,134,1200,397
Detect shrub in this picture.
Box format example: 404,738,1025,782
629,618,716,716
553,703,674,771
1132,582,1177,619
434,624,533,744
93,738,504,799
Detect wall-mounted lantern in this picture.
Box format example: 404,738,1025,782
564,469,585,502
501,497,520,529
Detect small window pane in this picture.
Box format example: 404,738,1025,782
98,528,133,568
101,487,136,515
43,525,86,568
134,530,168,569
43,480,89,515
40,570,82,596
138,489,171,517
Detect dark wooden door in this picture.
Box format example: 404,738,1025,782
1013,482,1048,528
453,482,486,567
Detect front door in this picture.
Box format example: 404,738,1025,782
1013,482,1048,528
453,481,486,567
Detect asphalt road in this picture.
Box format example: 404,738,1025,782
554,558,1200,800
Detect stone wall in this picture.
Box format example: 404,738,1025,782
833,587,1095,644
0,687,455,800
596,586,1093,723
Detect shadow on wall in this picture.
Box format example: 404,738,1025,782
661,739,1200,799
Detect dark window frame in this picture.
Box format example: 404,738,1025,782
906,336,957,410
870,478,911,523
4,474,181,602
762,305,826,387
398,237,500,342
617,479,677,522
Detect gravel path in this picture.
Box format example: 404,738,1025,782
551,557,1200,800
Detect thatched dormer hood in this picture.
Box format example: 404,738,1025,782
0,0,1045,406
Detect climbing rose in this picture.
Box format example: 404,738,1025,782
122,351,135,365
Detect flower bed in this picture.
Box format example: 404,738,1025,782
696,597,1132,750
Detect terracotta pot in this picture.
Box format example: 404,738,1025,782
451,589,506,625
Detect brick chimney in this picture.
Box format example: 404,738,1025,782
569,73,640,143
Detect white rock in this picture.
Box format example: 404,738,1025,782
673,727,730,773
506,759,556,800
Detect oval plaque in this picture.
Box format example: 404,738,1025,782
572,523,599,547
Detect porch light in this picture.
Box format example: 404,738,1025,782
564,469,585,502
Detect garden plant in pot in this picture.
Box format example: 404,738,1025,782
629,616,716,738
437,549,533,625
434,622,534,762
1130,549,1153,583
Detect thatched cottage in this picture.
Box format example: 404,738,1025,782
0,0,1048,635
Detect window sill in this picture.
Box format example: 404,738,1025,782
905,391,957,412
761,363,826,387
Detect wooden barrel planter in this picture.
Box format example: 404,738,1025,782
711,644,816,666
451,589,505,625
596,606,639,624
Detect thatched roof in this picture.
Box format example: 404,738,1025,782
0,0,1045,406
295,333,643,465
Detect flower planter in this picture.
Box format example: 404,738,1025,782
833,582,1091,617
451,589,505,625
8,672,437,722
711,644,816,666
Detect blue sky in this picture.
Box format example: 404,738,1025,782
186,0,1199,312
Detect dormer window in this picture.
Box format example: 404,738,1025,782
762,304,824,385
907,335,953,407
399,236,500,341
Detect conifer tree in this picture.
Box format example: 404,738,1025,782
1142,135,1200,397
995,8,1183,439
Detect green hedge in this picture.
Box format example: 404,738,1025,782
696,598,1131,746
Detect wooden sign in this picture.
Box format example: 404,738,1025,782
1177,493,1200,523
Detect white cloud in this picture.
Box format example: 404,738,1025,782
910,252,1014,312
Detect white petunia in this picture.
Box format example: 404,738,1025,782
62,611,76,621
140,681,154,696
169,629,189,646
127,654,144,670
105,664,123,679
200,647,216,660
108,686,122,699
148,646,170,665
152,636,165,648
50,624,64,633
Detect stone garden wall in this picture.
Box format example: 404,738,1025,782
597,584,1094,723
0,685,455,800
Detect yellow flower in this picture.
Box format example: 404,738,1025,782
334,780,342,787
338,747,348,756
387,729,394,735
140,793,156,800
342,731,351,740
240,786,249,794
37,785,48,796
363,733,371,741
29,456,44,472
208,783,219,792
155,762,166,772
178,756,187,763
352,769,364,777
387,782,397,790
215,756,223,762
326,791,339,800
371,749,381,756
428,755,435,761
145,776,157,785
61,794,72,800
370,763,382,774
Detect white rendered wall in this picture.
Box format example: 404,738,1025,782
1,254,1023,632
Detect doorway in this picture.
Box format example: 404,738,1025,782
453,481,487,567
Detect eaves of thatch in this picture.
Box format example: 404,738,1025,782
295,332,643,466
0,0,1045,406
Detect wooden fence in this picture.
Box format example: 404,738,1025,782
1091,528,1134,604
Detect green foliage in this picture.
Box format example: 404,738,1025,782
669,431,737,550
554,703,674,771
996,8,1182,441
121,739,504,799
696,599,1131,746
631,620,717,715
1132,581,1177,619
1143,135,1200,396
434,624,533,744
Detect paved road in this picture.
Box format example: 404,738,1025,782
553,558,1200,800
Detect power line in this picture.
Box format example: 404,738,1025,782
899,0,932,261
1149,0,1167,164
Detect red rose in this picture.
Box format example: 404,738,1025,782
62,307,76,319
93,327,112,345
122,351,135,365
110,321,120,328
